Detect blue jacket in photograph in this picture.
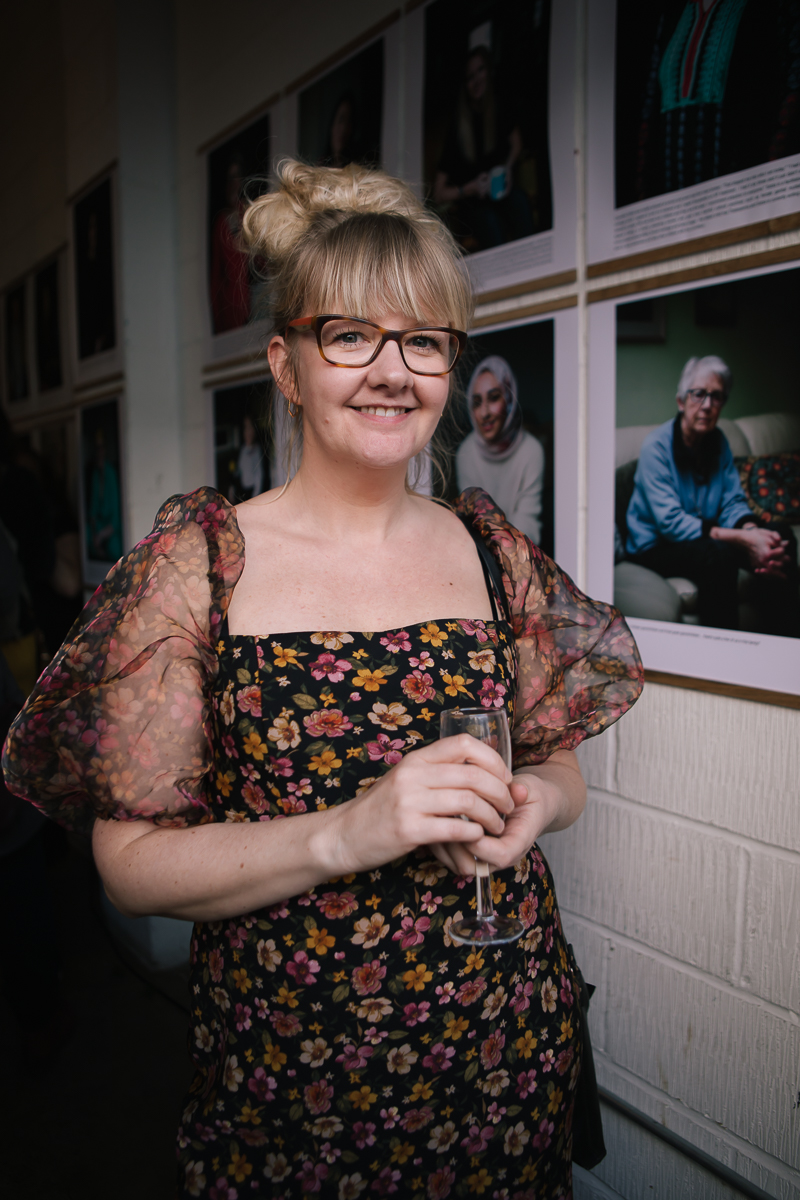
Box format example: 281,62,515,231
625,418,753,556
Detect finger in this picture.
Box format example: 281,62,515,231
447,842,483,877
425,762,515,813
431,790,509,836
420,735,513,782
429,842,461,874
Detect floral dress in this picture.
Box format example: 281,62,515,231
2,487,644,1200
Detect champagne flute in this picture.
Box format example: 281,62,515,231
439,707,524,946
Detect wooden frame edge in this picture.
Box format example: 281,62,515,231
587,213,800,278
645,670,800,710
587,242,800,303
472,294,577,328
475,269,578,307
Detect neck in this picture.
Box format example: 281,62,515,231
679,414,701,449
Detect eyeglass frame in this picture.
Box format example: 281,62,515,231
684,386,727,407
284,314,468,376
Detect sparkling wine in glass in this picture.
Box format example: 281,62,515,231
439,707,524,946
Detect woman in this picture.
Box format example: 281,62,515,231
3,161,642,1199
456,355,546,545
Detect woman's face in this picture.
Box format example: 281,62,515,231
677,369,726,444
269,310,450,475
471,371,507,445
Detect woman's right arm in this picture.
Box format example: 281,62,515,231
93,734,515,923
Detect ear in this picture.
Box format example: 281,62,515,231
268,335,298,405
676,393,685,413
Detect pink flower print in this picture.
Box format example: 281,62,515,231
427,1166,456,1199
235,684,261,716
460,1124,494,1154
420,891,442,914
544,924,554,953
57,710,84,737
516,1068,537,1098
270,1011,301,1037
486,1101,506,1124
479,1030,505,1069
336,1041,373,1070
225,924,247,949
208,949,224,983
255,998,268,1020
456,977,487,1006
208,1179,237,1200
80,718,119,753
309,652,351,681
401,670,437,704
459,618,489,643
195,500,227,532
392,914,431,949
478,677,507,709
400,1106,434,1132
402,1001,430,1027
247,1066,276,1102
286,950,320,986
408,650,435,670
351,961,386,996
303,708,353,738
541,976,558,1012
287,777,312,798
169,690,203,729
366,733,405,765
296,1160,328,1193
269,756,294,778
242,782,267,813
304,1080,334,1114
380,630,411,652
511,980,534,1014
435,982,456,1005
316,892,358,919
539,1048,556,1073
559,973,574,1006
371,1166,401,1195
421,1042,455,1072
533,1116,555,1151
352,1120,376,1149
279,793,308,814
519,893,538,929
381,1106,400,1129
221,733,238,759
556,1046,575,1076
234,1003,252,1031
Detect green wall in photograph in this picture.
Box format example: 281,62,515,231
616,268,800,428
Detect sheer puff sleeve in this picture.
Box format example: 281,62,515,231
456,488,644,766
2,488,244,834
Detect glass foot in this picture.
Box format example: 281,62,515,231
449,914,525,946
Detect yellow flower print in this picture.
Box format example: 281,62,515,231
417,708,435,722
409,1079,433,1102
275,985,298,1008
560,1016,574,1042
216,770,236,797
263,1042,287,1070
350,1085,377,1111
271,643,306,669
354,667,387,691
306,927,335,955
490,878,506,904
548,1085,564,1114
445,622,459,631
228,1153,252,1182
516,1030,537,1058
467,1168,492,1194
463,950,485,975
442,1014,469,1040
346,746,363,758
320,689,337,707
441,672,473,698
240,1102,262,1125
309,748,342,775
231,968,252,993
351,647,368,660
419,622,447,647
402,963,433,992
391,1142,414,1164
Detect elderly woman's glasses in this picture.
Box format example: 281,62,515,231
286,315,467,376
685,387,726,407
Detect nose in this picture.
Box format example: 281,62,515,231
367,336,413,388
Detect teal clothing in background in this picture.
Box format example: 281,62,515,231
87,460,122,561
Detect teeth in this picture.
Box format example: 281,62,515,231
358,406,407,416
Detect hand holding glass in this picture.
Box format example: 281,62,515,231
439,708,524,946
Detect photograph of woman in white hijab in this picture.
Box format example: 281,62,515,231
455,319,553,554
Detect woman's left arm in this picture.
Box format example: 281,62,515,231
430,748,586,876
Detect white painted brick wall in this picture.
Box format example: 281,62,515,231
541,683,800,1198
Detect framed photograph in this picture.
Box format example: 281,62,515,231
35,259,63,393
74,178,116,361
587,263,800,696
79,397,124,586
588,0,800,266
207,114,272,337
4,282,29,402
421,0,576,296
298,40,384,169
449,316,555,557
213,380,271,503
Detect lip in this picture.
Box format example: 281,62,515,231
350,405,415,421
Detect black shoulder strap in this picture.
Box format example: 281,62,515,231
458,513,510,624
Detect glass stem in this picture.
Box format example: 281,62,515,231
474,860,496,922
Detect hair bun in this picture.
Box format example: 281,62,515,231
241,158,439,265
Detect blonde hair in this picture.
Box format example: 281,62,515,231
241,160,473,486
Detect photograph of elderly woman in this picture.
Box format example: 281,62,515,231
613,269,800,639
453,319,554,556
207,114,271,335
213,380,270,504
423,0,552,254
615,0,800,209
80,398,123,569
298,40,383,170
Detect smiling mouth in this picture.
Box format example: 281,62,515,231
355,406,413,416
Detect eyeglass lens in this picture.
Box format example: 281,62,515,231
688,388,725,405
319,318,458,374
